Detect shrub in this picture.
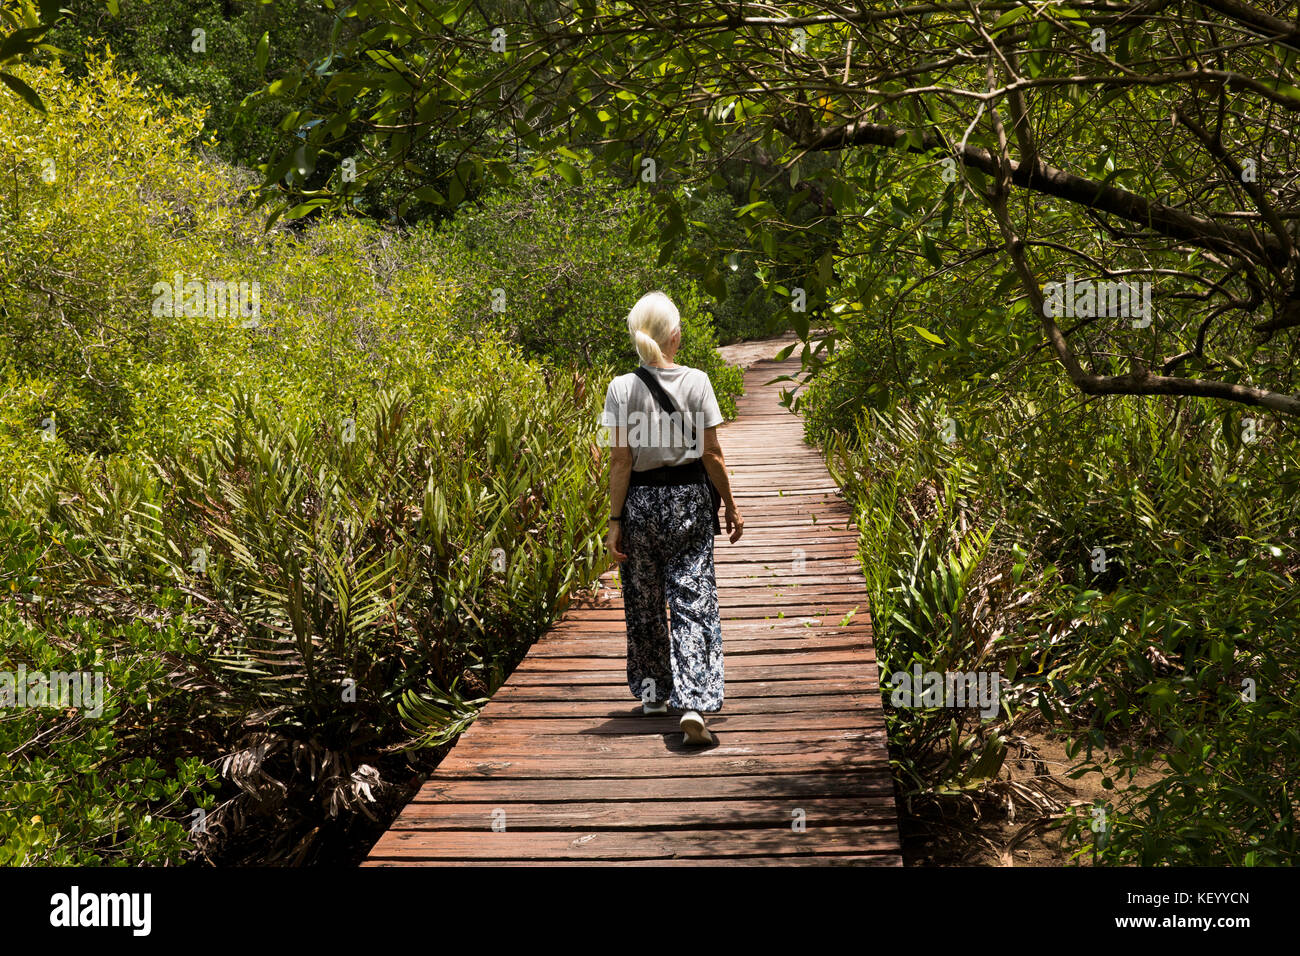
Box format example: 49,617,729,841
0,593,217,866
0,56,643,864
415,171,744,417
817,335,1300,864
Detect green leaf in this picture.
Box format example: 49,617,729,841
790,307,810,339
0,70,44,111
702,263,727,299
0,26,46,63
411,185,446,205
921,235,942,268
1261,78,1300,104
553,161,582,186
656,238,677,267
284,199,326,220
911,324,946,345
991,6,1032,34
255,31,270,75
816,248,834,286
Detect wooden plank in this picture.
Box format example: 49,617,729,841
516,649,870,671
524,641,874,659
438,732,889,757
444,731,887,757
500,665,875,685
385,797,898,829
490,677,880,701
407,770,895,803
430,750,890,779
365,855,902,867
468,711,875,734
365,825,901,861
544,616,872,631
570,606,867,620
477,693,882,717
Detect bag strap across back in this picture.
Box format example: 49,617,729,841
632,366,698,450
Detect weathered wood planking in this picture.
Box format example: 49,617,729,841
363,355,901,866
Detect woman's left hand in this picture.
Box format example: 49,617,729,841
605,524,626,562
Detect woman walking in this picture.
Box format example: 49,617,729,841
603,291,744,745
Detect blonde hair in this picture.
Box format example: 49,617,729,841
626,290,681,366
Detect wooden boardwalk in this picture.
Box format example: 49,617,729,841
363,354,902,865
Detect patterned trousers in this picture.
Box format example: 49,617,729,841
620,481,724,713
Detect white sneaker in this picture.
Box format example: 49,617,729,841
642,700,668,715
679,710,714,745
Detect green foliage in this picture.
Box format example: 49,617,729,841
675,155,840,345
419,171,743,417
44,1,332,167
271,2,1300,417
0,597,218,865
818,324,1300,864
1,0,73,112
16,373,608,861
1,55,714,864
397,678,489,752
1053,566,1299,865
0,52,220,454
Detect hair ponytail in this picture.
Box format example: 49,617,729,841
626,291,681,366
633,328,666,366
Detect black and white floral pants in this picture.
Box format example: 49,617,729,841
619,481,724,713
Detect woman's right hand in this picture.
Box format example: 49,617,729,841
725,503,744,543
605,523,627,562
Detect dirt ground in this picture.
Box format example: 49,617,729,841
897,727,1169,866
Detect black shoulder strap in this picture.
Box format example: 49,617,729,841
632,366,698,449
632,366,677,414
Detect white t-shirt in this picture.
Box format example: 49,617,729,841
602,363,724,470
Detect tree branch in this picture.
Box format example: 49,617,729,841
782,116,1289,264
